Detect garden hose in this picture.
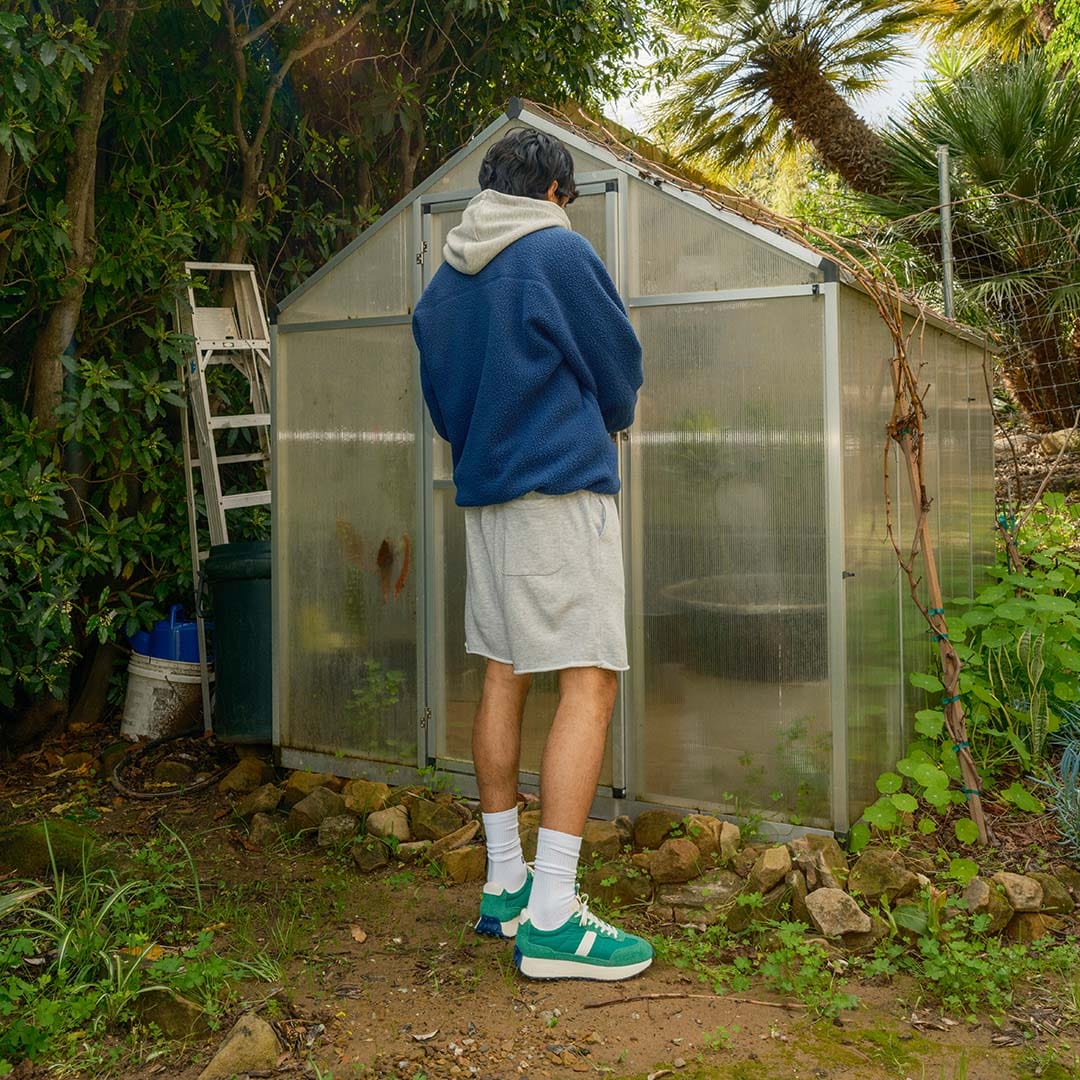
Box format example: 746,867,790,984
109,728,232,800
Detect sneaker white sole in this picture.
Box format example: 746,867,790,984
515,953,653,981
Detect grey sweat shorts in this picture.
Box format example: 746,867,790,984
463,490,628,675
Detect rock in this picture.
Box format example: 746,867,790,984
286,787,346,834
1005,912,1061,943
61,751,101,775
1053,864,1080,897
0,820,107,878
581,820,622,863
411,798,465,841
650,869,743,927
367,806,411,843
396,840,432,862
634,808,684,850
613,815,634,848
428,820,480,860
234,783,282,820
318,814,360,848
787,869,810,926
789,835,848,891
631,851,653,873
342,778,391,814
849,848,918,904
581,861,654,911
284,771,342,807
726,881,790,933
842,913,889,952
719,821,741,863
152,759,194,785
1039,428,1080,457
649,838,703,884
962,877,1013,933
805,888,871,938
248,813,281,849
749,846,792,894
991,872,1043,912
443,845,487,883
519,809,541,862
732,845,763,879
198,1013,279,1080
352,836,390,872
218,758,274,794
135,988,210,1040
1029,872,1075,914
685,815,722,859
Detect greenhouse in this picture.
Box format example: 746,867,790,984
270,99,994,836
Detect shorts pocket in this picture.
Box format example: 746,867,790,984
593,495,608,539
501,503,566,577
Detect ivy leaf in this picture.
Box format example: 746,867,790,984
909,672,944,693
912,762,949,789
876,772,903,794
863,799,899,830
954,818,979,845
890,793,918,813
947,858,979,886
914,709,945,738
917,817,937,834
847,823,870,853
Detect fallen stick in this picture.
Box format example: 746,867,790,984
584,992,807,1010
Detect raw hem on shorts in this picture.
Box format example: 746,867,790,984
467,645,629,675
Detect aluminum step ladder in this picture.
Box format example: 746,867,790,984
174,262,272,731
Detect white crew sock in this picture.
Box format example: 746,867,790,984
528,827,582,931
482,808,528,892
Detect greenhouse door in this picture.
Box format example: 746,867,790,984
417,177,628,796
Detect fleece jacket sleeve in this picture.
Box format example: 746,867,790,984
536,234,643,433
412,316,450,442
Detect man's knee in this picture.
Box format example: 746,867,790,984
558,666,618,711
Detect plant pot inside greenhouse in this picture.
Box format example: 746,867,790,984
662,575,828,683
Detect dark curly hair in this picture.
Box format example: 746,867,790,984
478,128,577,204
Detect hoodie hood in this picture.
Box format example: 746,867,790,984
443,189,571,275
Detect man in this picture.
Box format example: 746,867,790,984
412,128,650,981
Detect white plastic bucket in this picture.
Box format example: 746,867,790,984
121,654,212,740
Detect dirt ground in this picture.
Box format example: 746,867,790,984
2,737,1077,1080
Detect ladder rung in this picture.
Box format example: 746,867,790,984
209,414,270,430
191,452,269,468
220,491,271,510
197,339,270,351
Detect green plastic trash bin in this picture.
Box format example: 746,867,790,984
204,540,272,743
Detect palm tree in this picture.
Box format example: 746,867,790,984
911,1,1053,62
869,54,1080,430
651,0,934,194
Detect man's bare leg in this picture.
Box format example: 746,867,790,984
540,667,617,833
472,659,531,813
473,660,532,896
528,666,617,930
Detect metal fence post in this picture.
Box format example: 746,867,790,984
937,144,956,319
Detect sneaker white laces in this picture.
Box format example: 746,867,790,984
575,895,619,938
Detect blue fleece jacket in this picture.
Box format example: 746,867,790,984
411,207,643,508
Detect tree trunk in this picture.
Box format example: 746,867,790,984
766,59,892,196
1001,302,1080,431
67,641,122,730
227,153,261,264
1032,2,1057,42
29,1,136,429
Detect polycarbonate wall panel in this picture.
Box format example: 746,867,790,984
276,326,418,763
631,294,831,825
966,342,995,578
279,212,409,324
428,122,612,194
628,182,821,295
837,288,904,817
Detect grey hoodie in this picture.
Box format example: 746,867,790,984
443,189,572,275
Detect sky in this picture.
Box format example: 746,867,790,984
609,39,932,135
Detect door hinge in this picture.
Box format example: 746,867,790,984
416,241,429,266
420,707,431,729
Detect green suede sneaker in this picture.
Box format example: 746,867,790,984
514,895,653,981
475,871,532,939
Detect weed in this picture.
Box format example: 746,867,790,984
757,922,858,1019
702,1023,738,1050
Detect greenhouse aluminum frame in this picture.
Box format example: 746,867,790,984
270,99,994,838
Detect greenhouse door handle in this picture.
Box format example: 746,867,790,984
842,570,856,579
